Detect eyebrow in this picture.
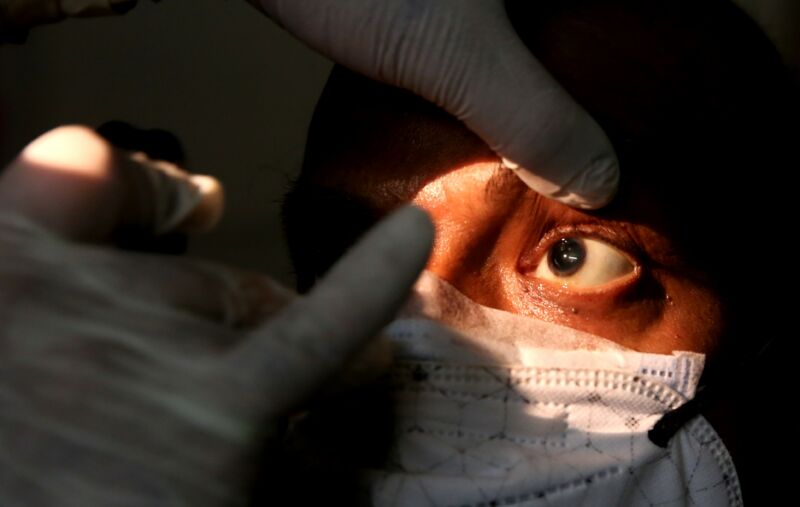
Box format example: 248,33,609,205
483,164,524,203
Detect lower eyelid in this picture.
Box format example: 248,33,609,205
521,264,642,300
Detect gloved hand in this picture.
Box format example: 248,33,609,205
0,126,433,505
3,0,620,208
247,0,620,209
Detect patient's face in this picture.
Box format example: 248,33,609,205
299,113,722,355
288,0,789,359
283,4,793,498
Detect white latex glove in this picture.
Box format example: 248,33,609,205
0,126,434,505
3,0,620,208
248,0,620,209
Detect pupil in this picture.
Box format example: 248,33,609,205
548,238,586,277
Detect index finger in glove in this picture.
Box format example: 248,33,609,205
221,206,434,417
249,0,618,209
0,213,294,333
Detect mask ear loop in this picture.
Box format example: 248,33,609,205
648,385,711,448
648,338,775,448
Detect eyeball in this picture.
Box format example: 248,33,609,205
533,237,635,289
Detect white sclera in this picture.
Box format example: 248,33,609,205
533,238,634,288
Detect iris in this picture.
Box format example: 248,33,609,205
548,238,586,277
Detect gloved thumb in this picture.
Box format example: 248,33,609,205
246,0,619,209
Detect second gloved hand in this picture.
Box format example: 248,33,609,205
0,127,434,506
247,0,619,209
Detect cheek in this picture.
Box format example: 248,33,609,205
650,276,724,355
496,266,724,355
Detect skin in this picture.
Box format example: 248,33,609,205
0,125,436,505
301,140,723,356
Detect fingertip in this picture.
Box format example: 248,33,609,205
556,156,620,210
315,204,435,334
19,125,114,181
0,125,128,239
314,204,434,320
389,205,436,259
222,205,435,412
506,156,620,210
364,205,435,289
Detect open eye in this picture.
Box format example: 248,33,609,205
533,237,635,289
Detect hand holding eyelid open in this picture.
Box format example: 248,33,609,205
0,126,435,504
247,0,620,209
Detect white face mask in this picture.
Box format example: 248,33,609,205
366,272,742,507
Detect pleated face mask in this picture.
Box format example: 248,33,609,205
366,272,741,507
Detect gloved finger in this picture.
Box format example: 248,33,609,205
0,125,223,241
123,151,225,235
0,212,294,328
79,251,296,329
482,0,620,209
314,334,393,400
83,252,297,329
248,0,618,209
222,205,434,416
0,259,258,505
